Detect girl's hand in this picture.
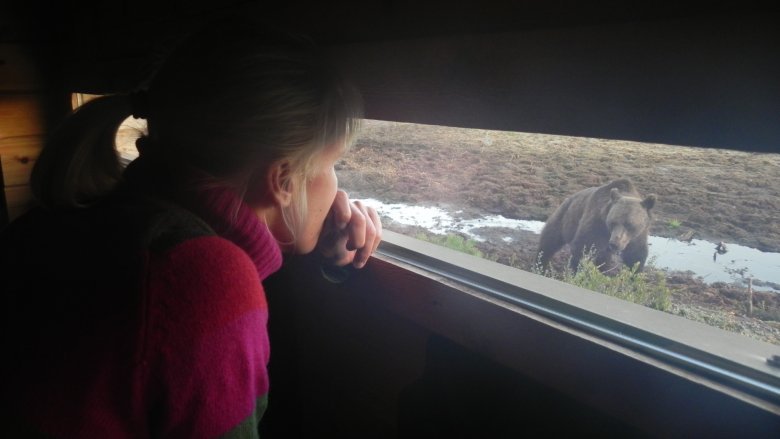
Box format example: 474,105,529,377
317,190,382,268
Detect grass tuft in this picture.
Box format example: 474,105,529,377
532,250,672,312
415,232,484,258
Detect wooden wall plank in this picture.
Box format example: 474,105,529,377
5,185,33,207
0,94,45,223
0,94,44,138
0,136,43,186
4,185,34,221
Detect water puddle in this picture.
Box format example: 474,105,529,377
648,237,780,292
361,199,780,293
361,199,544,236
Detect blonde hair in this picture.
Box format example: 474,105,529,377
31,20,363,243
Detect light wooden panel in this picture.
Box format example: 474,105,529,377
0,94,45,223
0,136,43,186
0,94,44,139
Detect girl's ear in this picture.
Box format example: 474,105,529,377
267,160,293,207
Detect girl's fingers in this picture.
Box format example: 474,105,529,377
319,196,383,269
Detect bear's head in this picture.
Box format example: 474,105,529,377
605,188,656,254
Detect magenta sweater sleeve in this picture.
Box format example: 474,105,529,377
3,157,283,438
145,236,270,438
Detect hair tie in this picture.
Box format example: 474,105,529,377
130,90,150,119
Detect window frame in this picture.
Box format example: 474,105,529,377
352,230,780,421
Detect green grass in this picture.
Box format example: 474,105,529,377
415,232,484,258
666,218,682,230
533,251,672,312
417,232,672,312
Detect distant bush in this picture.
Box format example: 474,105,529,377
415,232,484,258
533,251,672,312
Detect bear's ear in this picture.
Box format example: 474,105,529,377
642,194,656,210
610,187,621,202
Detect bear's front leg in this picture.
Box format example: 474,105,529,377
569,240,602,272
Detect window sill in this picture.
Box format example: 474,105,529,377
343,230,780,430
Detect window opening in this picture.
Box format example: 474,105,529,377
339,120,780,348
71,93,144,163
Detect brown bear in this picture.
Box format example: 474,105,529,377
536,179,656,273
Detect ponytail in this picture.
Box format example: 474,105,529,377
31,94,132,209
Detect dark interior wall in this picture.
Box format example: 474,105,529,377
330,13,779,152
2,1,776,151
261,255,645,437
262,256,428,437
262,254,780,437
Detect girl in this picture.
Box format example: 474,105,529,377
1,20,381,438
